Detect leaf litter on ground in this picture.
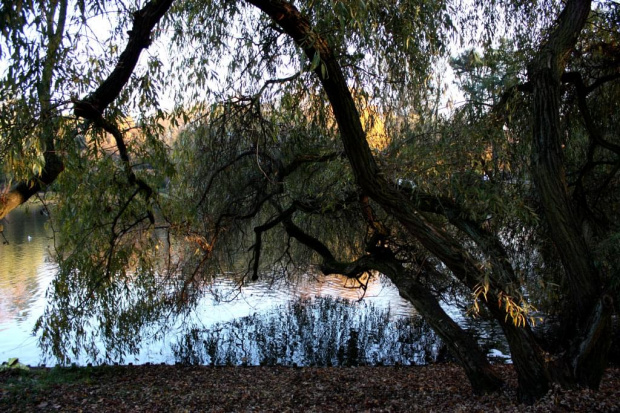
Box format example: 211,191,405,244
1,364,619,412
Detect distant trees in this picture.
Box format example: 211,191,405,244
1,0,618,404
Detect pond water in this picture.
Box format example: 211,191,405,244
0,204,509,367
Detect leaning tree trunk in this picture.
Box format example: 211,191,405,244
246,0,551,398
281,215,504,394
0,1,68,222
247,0,613,401
380,260,504,393
526,0,613,393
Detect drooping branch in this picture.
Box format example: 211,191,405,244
206,147,345,278
196,150,265,208
281,215,336,264
249,188,359,281
250,204,297,280
90,115,153,197
245,0,554,400
1,0,174,222
70,0,175,196
244,0,486,293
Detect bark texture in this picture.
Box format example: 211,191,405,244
246,0,614,403
246,0,510,395
527,0,613,393
281,215,503,394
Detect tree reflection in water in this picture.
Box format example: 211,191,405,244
173,296,441,367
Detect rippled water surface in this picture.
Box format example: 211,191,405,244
0,205,420,366
0,206,56,364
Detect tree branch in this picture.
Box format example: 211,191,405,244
562,71,620,155
280,207,503,393
250,204,297,280
1,0,173,221
90,115,153,198
73,0,175,118
246,0,546,397
276,152,343,181
281,215,335,264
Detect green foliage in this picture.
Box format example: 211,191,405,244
0,358,30,372
0,0,617,373
450,38,525,116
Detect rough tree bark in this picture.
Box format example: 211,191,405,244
280,215,503,393
244,0,522,396
2,0,611,404
0,0,68,221
526,0,613,392
245,0,614,403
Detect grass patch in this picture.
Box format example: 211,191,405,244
0,364,119,408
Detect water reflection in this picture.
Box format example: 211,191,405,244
0,204,510,366
0,205,419,366
0,205,56,365
0,206,55,325
172,296,440,367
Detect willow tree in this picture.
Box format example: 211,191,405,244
1,0,618,404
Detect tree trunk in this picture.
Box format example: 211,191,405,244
527,0,613,391
247,0,614,402
0,0,173,222
383,262,504,394
316,251,505,395
247,0,549,399
487,301,551,402
0,154,64,221
0,0,68,222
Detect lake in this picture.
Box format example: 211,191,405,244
0,204,428,366
0,204,509,367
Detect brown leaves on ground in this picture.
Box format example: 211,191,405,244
1,364,619,412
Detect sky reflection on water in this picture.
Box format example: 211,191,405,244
0,205,417,366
